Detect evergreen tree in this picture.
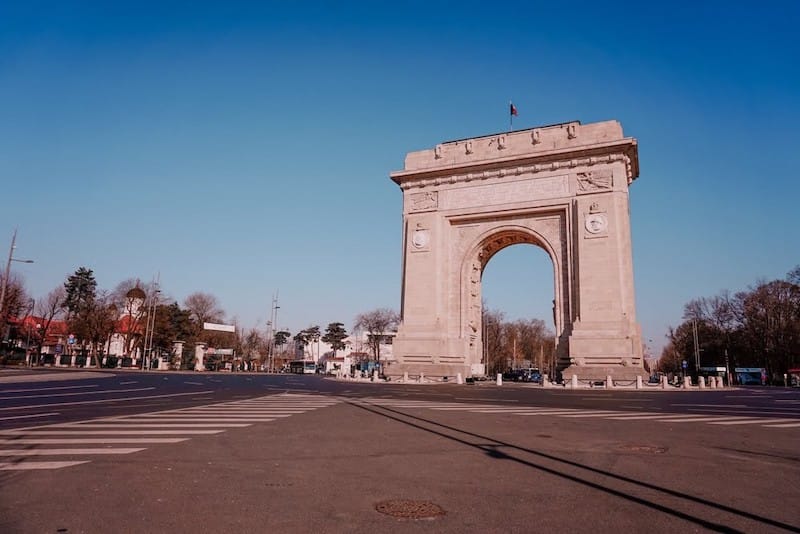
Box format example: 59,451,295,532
322,322,348,356
64,267,97,315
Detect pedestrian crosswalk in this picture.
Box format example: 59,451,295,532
0,393,339,471
354,398,800,429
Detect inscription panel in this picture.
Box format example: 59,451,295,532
444,174,568,210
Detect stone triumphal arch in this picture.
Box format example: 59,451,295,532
389,120,644,381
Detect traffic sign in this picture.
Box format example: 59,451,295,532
681,360,688,369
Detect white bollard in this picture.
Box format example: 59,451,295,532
419,372,424,383
571,375,578,388
606,375,613,389
456,373,463,384
683,376,692,388
661,376,668,389
403,372,409,382
497,373,503,386
373,369,379,381
636,375,643,389
699,376,706,388
716,376,724,388
709,377,717,389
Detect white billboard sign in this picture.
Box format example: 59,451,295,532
203,322,235,333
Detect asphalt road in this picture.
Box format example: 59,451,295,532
0,368,798,533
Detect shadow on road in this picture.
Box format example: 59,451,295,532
349,400,799,533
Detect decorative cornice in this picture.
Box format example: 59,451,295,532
398,151,635,191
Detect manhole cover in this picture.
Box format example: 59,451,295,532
620,444,668,454
375,499,446,519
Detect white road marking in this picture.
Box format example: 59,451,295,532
0,412,59,421
356,397,800,430
656,416,760,423
220,403,337,407
513,410,584,416
606,414,686,420
0,448,145,456
709,418,798,425
0,386,154,400
672,404,748,408
1,384,99,393
0,430,225,435
171,407,314,415
184,381,203,385
105,417,280,422
579,397,653,402
0,438,189,445
686,408,800,416
0,461,89,470
0,390,215,411
431,406,527,411
559,412,629,418
467,408,536,413
119,381,137,385
57,428,252,430
0,393,340,472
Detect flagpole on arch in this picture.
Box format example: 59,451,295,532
509,100,518,132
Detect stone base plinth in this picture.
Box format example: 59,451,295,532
386,363,473,382
560,364,646,383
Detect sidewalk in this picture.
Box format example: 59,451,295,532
0,366,115,384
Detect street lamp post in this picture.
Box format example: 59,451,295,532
0,229,34,355
268,293,279,373
142,286,160,370
0,228,35,319
482,317,493,376
23,298,34,366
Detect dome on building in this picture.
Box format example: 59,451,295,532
126,286,147,300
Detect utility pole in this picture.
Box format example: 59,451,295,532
1,228,34,319
692,318,701,373
142,276,160,370
268,292,279,373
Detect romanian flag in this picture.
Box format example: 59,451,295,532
510,102,518,116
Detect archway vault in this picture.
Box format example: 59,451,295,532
390,120,644,381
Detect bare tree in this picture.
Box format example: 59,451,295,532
1,273,30,335
184,292,224,327
736,279,799,379
658,340,683,373
354,308,399,370
84,291,118,365
788,265,800,286
482,307,505,374
241,328,266,365
33,287,66,363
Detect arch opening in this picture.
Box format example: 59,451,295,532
480,242,557,378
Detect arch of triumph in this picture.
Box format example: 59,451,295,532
389,120,644,382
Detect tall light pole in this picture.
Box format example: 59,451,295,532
482,317,491,376
142,284,160,370
0,228,35,319
269,292,280,373
23,298,35,366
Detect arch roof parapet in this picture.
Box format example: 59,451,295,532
391,119,638,187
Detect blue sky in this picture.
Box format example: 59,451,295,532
2,1,798,356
